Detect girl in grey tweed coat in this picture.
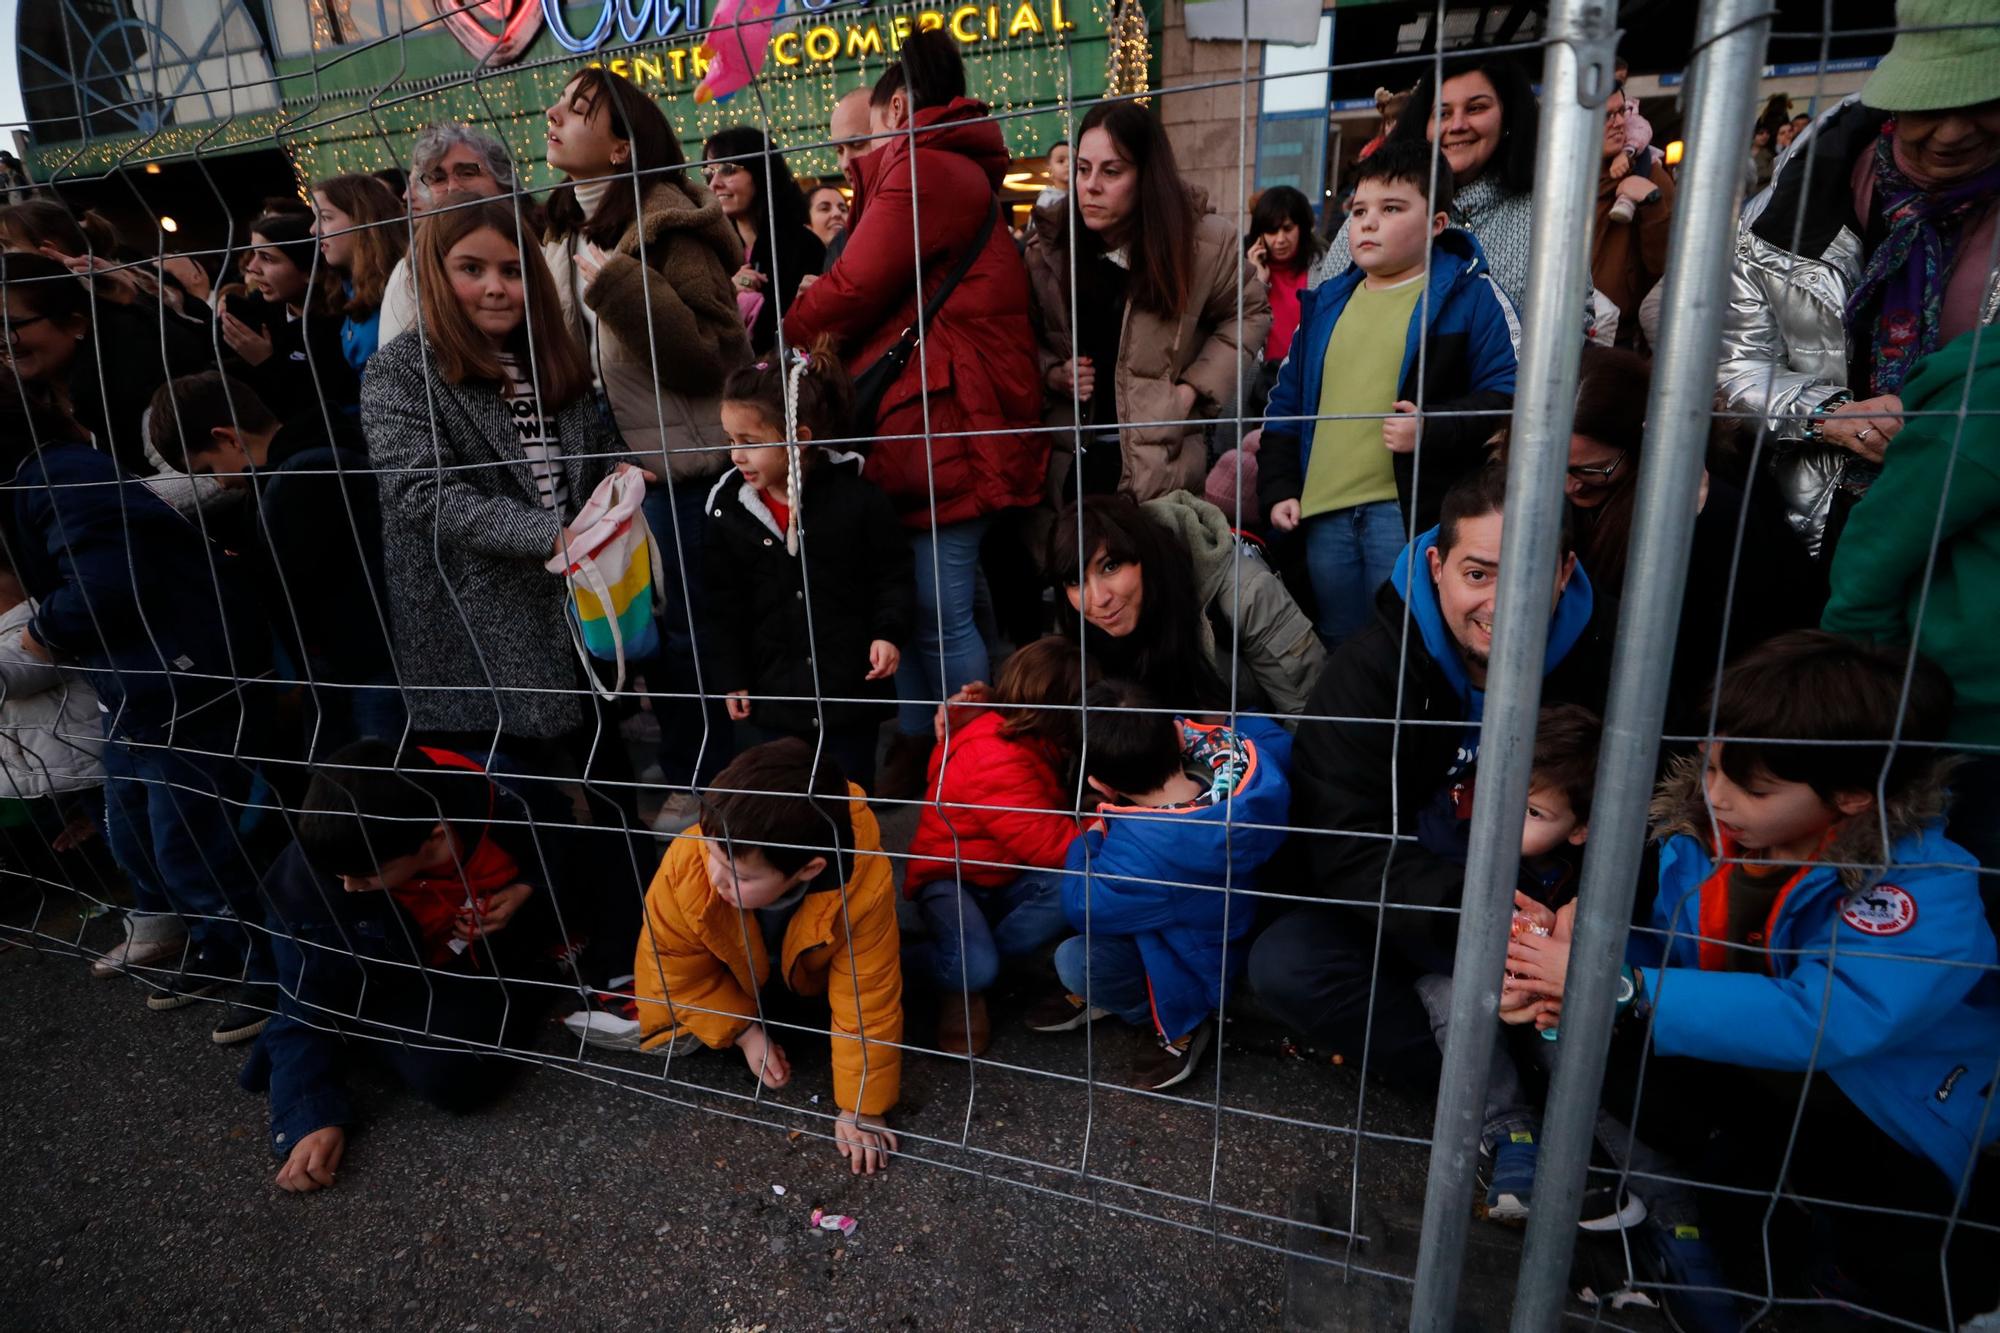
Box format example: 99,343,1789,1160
360,201,635,742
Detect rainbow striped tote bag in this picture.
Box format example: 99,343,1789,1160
544,462,664,696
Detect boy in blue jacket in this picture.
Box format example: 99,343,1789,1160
1506,632,2000,1327
1027,680,1291,1091
1256,139,1519,647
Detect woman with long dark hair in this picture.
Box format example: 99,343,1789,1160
1045,491,1322,719
1308,54,1540,310
783,29,1046,798
1025,100,1270,502
702,126,826,355
1245,184,1323,378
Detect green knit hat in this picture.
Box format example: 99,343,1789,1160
1862,0,2000,113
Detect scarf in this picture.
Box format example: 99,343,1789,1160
1846,122,2000,395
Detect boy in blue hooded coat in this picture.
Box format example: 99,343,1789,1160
1506,632,2000,1326
1256,140,1519,646
1027,680,1291,1091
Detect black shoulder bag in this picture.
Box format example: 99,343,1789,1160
848,196,1000,428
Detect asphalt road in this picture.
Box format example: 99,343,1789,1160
0,886,1452,1333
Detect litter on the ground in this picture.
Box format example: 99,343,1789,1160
810,1208,858,1237
771,1184,787,1197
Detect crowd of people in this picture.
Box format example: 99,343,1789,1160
1,4,1998,1326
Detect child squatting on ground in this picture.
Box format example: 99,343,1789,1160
1028,680,1292,1091
632,738,904,1174
1504,632,2000,1328
901,635,1092,1057
1412,702,1600,1224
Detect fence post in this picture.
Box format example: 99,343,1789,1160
1405,1,1621,1327
1506,0,1776,1326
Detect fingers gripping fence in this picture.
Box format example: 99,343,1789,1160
2,1,1999,1329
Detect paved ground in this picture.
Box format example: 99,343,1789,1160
0,886,1463,1333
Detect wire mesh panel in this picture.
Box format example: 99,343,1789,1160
0,1,1996,1329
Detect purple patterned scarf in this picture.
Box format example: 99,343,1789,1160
1844,122,2000,396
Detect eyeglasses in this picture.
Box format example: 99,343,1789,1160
1566,452,1628,485
420,161,492,188
2,314,49,341
703,163,746,181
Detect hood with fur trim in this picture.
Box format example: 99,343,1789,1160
1649,751,1955,894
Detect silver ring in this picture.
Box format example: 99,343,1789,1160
1857,426,1875,441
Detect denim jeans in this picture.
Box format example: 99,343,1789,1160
644,479,734,787
896,517,991,736
906,868,1068,994
1053,932,1155,1029
1301,500,1407,647
101,731,263,970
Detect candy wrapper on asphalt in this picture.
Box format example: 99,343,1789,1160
810,1207,858,1237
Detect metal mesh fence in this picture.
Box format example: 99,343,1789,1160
1,0,1997,1327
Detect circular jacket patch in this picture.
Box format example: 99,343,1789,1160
1841,884,1918,936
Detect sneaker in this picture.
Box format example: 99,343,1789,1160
210,984,277,1045
90,914,188,978
1578,1185,1648,1232
145,973,228,1011
563,977,643,1050
1025,991,1109,1033
1131,1020,1213,1091
1482,1130,1538,1223
1633,1219,1749,1333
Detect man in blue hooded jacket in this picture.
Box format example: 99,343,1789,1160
1028,680,1292,1092
1248,462,1610,1087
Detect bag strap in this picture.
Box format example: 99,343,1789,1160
909,195,1000,340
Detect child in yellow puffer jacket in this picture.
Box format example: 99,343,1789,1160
633,738,904,1174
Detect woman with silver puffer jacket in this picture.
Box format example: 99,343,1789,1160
1715,39,2000,565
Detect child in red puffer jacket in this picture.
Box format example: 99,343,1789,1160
903,636,1093,1055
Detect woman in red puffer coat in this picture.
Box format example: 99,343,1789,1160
784,30,1046,797
899,638,1089,1056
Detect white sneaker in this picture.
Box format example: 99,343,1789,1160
90,914,187,978
650,792,702,836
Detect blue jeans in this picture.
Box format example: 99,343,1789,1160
1301,500,1407,647
1053,933,1155,1029
101,732,263,968
906,869,1068,994
896,517,991,736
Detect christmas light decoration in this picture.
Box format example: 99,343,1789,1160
1103,0,1147,99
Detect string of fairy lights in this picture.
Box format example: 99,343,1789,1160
31,0,1138,188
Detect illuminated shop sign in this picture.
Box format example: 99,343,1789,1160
543,0,1072,60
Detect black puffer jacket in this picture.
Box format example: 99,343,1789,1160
700,453,914,733
1290,579,1613,975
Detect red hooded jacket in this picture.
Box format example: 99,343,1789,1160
389,747,525,968
783,99,1046,529
903,711,1080,896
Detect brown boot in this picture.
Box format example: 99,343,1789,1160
873,730,936,802
937,992,990,1057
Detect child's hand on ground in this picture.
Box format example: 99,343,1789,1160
934,680,991,744
725,689,752,722
1505,929,1571,999
456,882,533,942
834,1110,898,1175
275,1125,345,1193
1268,499,1301,532
735,1023,791,1090
864,640,899,681
1382,401,1419,454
